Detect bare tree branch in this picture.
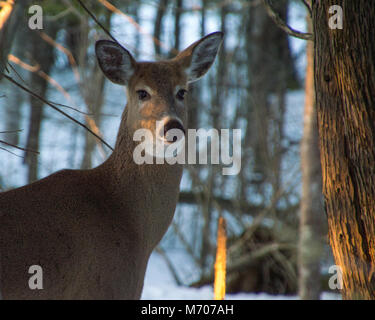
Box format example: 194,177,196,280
96,0,176,56
262,0,313,41
0,129,22,134
75,0,118,43
0,138,39,154
1,73,114,151
301,0,312,16
0,145,22,157
178,191,298,216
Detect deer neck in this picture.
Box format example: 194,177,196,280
101,107,183,249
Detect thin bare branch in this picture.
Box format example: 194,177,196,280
6,60,27,85
301,0,312,16
38,31,80,84
7,56,89,115
7,54,108,159
1,73,114,151
62,0,82,19
45,7,75,22
0,129,22,134
0,145,22,157
36,32,108,159
262,0,313,41
47,101,93,116
96,0,176,55
75,0,118,43
0,138,39,154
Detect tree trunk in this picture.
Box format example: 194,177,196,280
246,0,296,187
24,25,58,183
80,11,112,169
3,16,29,146
298,11,326,300
313,0,375,299
153,0,169,57
80,63,106,169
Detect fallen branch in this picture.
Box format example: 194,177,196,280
191,242,295,287
178,191,298,216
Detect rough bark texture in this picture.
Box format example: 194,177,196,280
313,0,375,299
298,12,326,300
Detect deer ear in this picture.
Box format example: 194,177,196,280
176,32,223,83
95,40,136,85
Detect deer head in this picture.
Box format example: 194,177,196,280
95,32,223,152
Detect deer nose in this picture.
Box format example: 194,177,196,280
160,118,185,143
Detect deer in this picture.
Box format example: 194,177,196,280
0,32,223,299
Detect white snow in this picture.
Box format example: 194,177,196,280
142,252,341,300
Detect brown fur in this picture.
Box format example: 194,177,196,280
0,32,222,299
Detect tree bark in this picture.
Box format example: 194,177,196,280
313,0,375,299
153,0,169,57
298,11,326,300
24,25,58,183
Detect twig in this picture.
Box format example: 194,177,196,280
7,56,91,116
75,0,118,43
38,31,80,84
0,145,22,157
96,0,175,55
47,101,92,116
7,55,108,159
262,0,313,41
0,129,22,134
1,73,114,151
45,7,74,22
0,138,39,154
6,60,27,86
301,0,312,16
36,33,108,159
61,0,82,19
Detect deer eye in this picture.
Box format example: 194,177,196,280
176,89,187,101
136,90,150,101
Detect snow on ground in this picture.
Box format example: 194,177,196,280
142,252,341,300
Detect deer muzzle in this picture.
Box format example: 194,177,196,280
157,117,185,144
